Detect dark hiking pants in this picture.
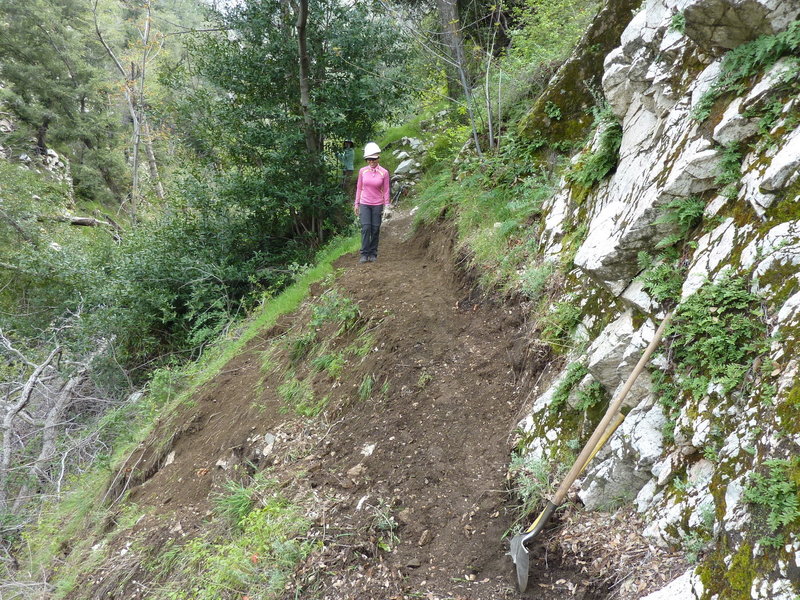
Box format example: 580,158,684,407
359,204,384,258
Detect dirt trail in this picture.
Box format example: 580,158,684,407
77,208,620,599
300,210,528,598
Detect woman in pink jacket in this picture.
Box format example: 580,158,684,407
353,142,390,263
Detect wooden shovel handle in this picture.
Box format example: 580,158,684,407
550,311,673,506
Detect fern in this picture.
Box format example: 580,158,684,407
693,20,800,122
638,248,683,304
549,362,589,414
655,196,706,236
714,143,743,200
567,105,623,187
744,458,800,537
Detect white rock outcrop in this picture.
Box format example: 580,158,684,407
516,0,800,597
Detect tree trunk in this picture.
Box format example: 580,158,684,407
35,117,50,156
436,0,482,158
436,0,468,100
296,0,319,157
138,1,164,201
142,114,165,200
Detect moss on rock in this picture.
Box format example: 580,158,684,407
517,0,641,148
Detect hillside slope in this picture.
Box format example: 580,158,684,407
56,209,682,600
54,211,537,598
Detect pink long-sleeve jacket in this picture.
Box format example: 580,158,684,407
355,165,390,208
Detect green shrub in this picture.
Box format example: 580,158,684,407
540,300,583,350
670,11,686,34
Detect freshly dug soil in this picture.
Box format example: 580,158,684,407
70,208,645,600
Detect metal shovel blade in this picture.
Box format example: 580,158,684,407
508,532,531,592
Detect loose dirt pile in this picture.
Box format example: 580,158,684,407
70,208,683,600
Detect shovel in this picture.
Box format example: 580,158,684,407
508,312,673,592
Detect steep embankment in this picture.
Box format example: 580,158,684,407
70,210,632,599
512,0,800,598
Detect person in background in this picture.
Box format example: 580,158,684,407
339,140,355,192
354,142,390,263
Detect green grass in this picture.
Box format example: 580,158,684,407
212,479,256,527
359,373,374,400
153,493,315,600
507,452,563,528
310,351,346,378
540,300,583,351
413,162,557,293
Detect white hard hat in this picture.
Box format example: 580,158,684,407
363,142,381,159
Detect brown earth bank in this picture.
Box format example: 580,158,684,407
65,207,684,600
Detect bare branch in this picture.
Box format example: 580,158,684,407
0,207,34,243
0,345,61,510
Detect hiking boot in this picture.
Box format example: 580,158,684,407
359,255,369,263
368,255,377,262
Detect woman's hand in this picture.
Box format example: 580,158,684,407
353,204,360,216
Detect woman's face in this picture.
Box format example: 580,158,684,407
367,157,380,167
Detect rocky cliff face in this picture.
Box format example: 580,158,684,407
517,0,800,597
